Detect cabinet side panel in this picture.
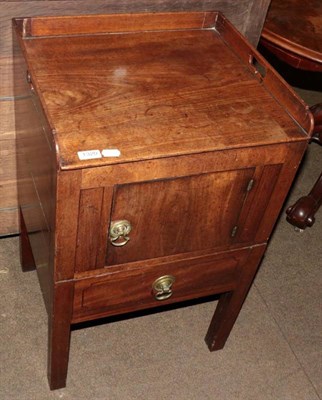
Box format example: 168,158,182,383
14,29,57,312
255,142,308,242
233,164,283,243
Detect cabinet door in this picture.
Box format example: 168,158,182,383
106,168,255,265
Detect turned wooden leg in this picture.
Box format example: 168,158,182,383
286,103,322,230
19,208,36,272
205,245,265,351
48,282,74,390
286,172,322,229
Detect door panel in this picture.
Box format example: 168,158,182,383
106,168,255,265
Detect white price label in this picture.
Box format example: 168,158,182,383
102,149,121,157
77,150,102,160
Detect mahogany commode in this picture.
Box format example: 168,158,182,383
13,11,313,389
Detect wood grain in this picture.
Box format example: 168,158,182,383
54,170,81,281
243,0,271,46
73,248,249,323
0,98,34,220
0,100,15,139
1,0,272,235
75,188,104,272
0,136,17,233
261,0,322,66
0,138,16,183
25,11,217,37
215,13,314,136
14,11,315,390
18,22,307,170
48,281,74,390
233,164,282,243
107,168,255,264
0,97,39,235
80,144,290,189
259,0,322,230
0,0,270,96
95,185,114,269
0,0,266,56
205,244,266,350
0,180,17,209
254,142,308,241
0,208,18,236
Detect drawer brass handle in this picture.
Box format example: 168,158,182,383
152,275,176,301
109,220,132,247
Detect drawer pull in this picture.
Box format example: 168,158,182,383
109,220,132,247
152,275,176,301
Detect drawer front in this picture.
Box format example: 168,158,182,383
72,248,250,323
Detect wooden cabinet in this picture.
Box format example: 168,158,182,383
13,11,313,390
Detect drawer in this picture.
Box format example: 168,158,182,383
72,248,251,323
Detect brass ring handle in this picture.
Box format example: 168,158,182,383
152,275,176,301
109,220,132,247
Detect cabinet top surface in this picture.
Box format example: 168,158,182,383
15,12,310,169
